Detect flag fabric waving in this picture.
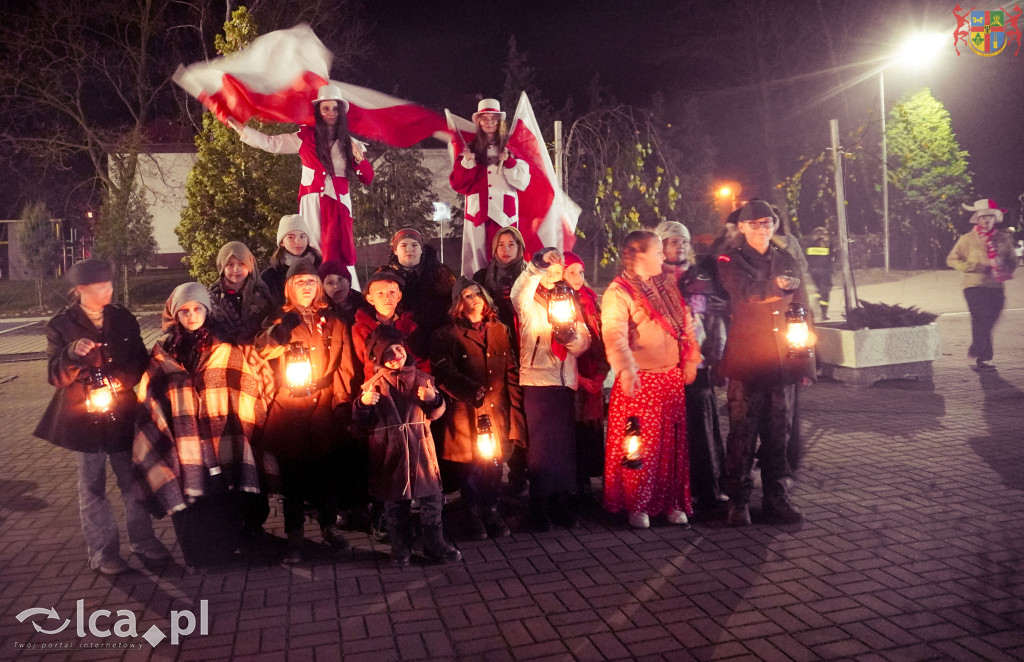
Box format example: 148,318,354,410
174,24,449,147
507,93,580,257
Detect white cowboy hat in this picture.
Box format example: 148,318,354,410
312,83,350,113
472,98,505,122
962,198,1004,224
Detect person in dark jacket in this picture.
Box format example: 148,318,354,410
256,258,357,563
430,277,525,540
209,241,275,345
354,325,461,566
717,201,816,526
319,260,364,327
376,227,456,365
33,258,169,575
260,214,323,307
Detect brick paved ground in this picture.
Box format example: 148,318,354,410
1,276,1022,661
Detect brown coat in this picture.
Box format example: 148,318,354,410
34,303,148,453
430,318,527,461
256,308,357,459
353,367,445,501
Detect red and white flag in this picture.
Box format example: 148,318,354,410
507,93,579,256
173,24,448,147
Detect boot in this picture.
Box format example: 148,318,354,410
549,492,578,530
726,503,751,527
482,507,510,538
321,524,351,552
762,492,803,524
820,303,829,321
422,526,462,564
386,507,411,566
465,506,488,541
283,531,304,564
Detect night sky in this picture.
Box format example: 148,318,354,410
359,0,1024,225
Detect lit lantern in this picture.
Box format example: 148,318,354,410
547,281,578,337
785,303,814,359
285,342,315,396
476,414,500,463
620,416,644,470
85,368,117,419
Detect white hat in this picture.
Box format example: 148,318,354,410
962,198,1004,224
312,83,350,113
276,214,313,246
656,221,690,241
472,98,505,122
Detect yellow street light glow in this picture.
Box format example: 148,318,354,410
894,32,946,67
719,187,731,197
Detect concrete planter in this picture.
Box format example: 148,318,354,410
815,323,942,386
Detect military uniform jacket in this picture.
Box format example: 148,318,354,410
717,241,816,385
34,303,148,453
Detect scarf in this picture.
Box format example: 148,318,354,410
614,271,693,369
166,325,213,374
976,225,1012,282
533,284,568,361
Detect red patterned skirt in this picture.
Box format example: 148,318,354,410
603,368,691,517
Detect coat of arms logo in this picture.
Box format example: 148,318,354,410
954,5,1022,56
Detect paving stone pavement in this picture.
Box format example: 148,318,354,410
1,291,1022,660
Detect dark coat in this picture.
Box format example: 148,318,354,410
717,240,816,385
34,303,148,453
377,245,456,361
208,276,275,346
260,248,323,308
430,318,527,462
353,367,445,502
256,307,357,459
351,306,421,382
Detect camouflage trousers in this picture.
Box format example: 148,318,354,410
721,380,796,505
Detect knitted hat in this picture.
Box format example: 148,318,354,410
285,256,320,281
655,221,690,241
67,258,113,286
364,270,405,292
318,260,351,283
963,199,1005,224
216,241,256,276
563,251,585,269
169,282,212,319
277,214,311,246
451,275,481,305
365,324,407,367
737,201,779,227
472,98,506,122
390,228,424,252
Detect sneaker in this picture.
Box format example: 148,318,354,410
95,556,130,576
321,524,351,552
283,531,304,564
726,503,751,527
976,360,997,371
482,508,511,538
666,509,689,526
762,494,803,524
628,512,650,529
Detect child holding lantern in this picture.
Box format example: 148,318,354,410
430,277,525,540
354,325,461,566
257,258,357,564
34,258,168,575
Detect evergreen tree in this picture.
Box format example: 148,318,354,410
93,164,157,306
352,147,436,246
18,201,63,310
885,88,972,269
501,36,556,139
176,7,301,284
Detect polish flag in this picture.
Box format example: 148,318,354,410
173,24,448,147
507,93,579,256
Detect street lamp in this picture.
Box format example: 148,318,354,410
879,32,945,272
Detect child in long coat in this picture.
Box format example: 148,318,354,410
354,325,461,567
34,258,169,575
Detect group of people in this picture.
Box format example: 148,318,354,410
35,195,822,575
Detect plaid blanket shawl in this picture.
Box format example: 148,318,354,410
133,339,279,517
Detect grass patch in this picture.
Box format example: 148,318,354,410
0,269,191,317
